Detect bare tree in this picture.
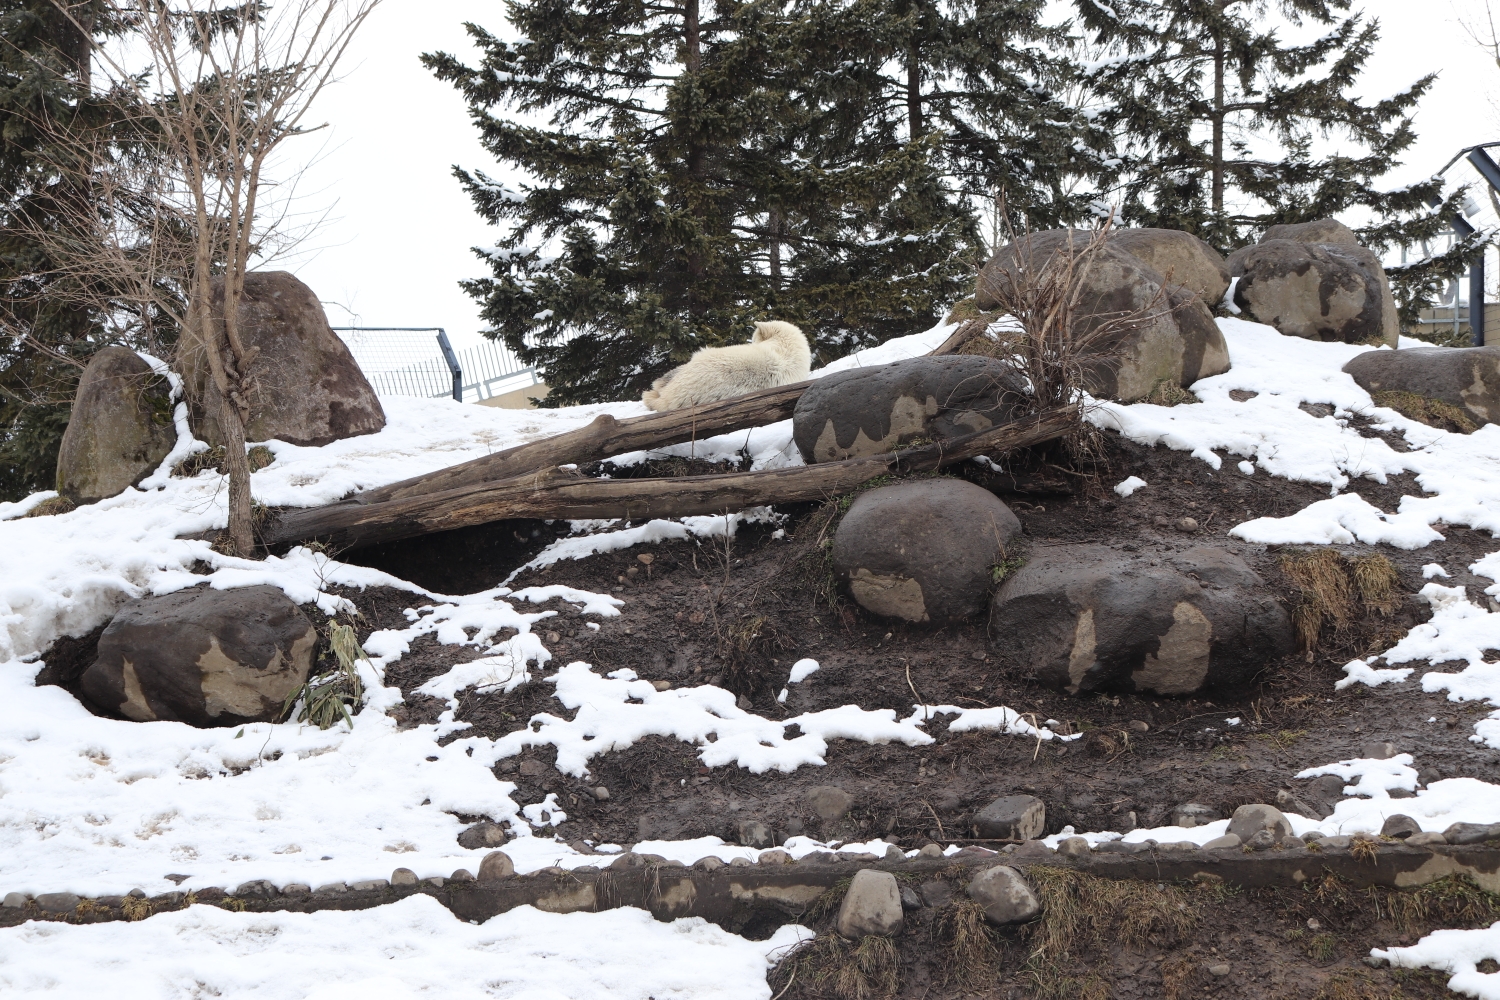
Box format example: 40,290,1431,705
26,0,379,554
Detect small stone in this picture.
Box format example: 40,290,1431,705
426,878,446,888
98,896,125,908
967,866,1041,925
1175,517,1199,533
478,852,516,881
1056,836,1091,858
918,844,944,859
1406,831,1448,847
729,857,753,867
610,853,646,869
805,785,855,822
391,868,418,887
2,892,27,909
1418,767,1443,787
1170,803,1219,828
1362,741,1398,761
1128,720,1150,733
35,892,80,913
884,844,905,861
1317,835,1352,849
637,553,655,565
457,820,509,850
1381,815,1422,839
282,883,311,896
450,869,475,882
1202,834,1242,850
350,879,389,892
1095,840,1151,855
651,680,672,691
592,787,610,801
836,870,904,938
1208,963,1230,977
693,857,725,871
1011,839,1057,858
920,880,953,908
1246,829,1277,851
194,888,226,902
545,631,561,644
758,849,792,865
972,794,1046,840
899,885,922,910
1226,804,1292,844
738,820,774,848
517,759,547,777
234,880,278,899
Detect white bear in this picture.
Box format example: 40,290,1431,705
641,321,811,411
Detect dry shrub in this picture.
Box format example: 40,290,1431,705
720,613,783,698
1280,549,1401,656
1372,390,1478,434
934,898,1002,988
1025,868,1197,966
24,495,76,518
1351,554,1400,616
770,934,899,1000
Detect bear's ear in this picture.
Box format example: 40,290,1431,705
750,323,768,342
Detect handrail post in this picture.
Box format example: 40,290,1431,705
436,329,462,401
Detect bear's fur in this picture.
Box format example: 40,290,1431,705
641,321,811,411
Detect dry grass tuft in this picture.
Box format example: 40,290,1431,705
120,895,153,921
1024,868,1197,969
1280,549,1402,656
771,933,900,1000
24,495,76,517
1349,836,1380,865
1351,554,1400,616
281,620,366,729
1160,954,1201,1000
934,898,1002,988
1372,390,1478,434
1145,378,1201,407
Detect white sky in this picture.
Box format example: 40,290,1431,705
277,0,1500,351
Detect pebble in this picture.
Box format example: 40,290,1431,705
1128,720,1150,733
314,882,348,895
1406,831,1448,847
1208,964,1230,977
283,883,311,896
592,786,610,801
391,868,418,887
2,892,26,908
805,785,855,822
449,869,476,882
1175,517,1199,533
729,857,753,867
651,680,672,691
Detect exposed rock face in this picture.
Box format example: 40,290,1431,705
967,866,1040,925
1343,346,1500,427
80,585,316,726
1228,220,1398,347
988,543,1293,695
974,230,1230,402
792,356,1027,464
55,347,176,501
832,479,1022,623
836,869,904,938
1109,228,1231,305
181,271,386,447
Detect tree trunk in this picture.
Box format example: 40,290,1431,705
768,206,782,288
1212,32,1225,215
265,406,1078,551
682,0,707,302
907,40,924,142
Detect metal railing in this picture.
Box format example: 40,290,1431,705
333,327,541,403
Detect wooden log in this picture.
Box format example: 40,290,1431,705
266,406,1077,551
353,321,982,507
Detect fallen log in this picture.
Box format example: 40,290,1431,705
266,405,1078,551
352,322,982,507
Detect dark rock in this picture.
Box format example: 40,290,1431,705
35,892,80,913
1361,741,1399,760
56,347,176,502
972,794,1045,840
836,870,904,938
182,271,385,448
975,230,1231,401
792,356,1027,464
1388,788,1416,800
1443,821,1500,845
1418,767,1443,787
1226,804,1293,844
738,820,774,849
79,585,315,725
1109,228,1231,305
832,480,1022,623
1343,346,1500,429
899,884,923,910
449,869,475,882
233,880,277,899
919,880,954,908
1246,829,1277,850
967,865,1041,924
1227,237,1397,347
988,543,1294,695
805,785,854,823
457,820,509,850
1380,815,1422,839
1302,774,1347,819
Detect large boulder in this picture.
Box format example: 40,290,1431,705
1109,228,1231,305
988,543,1293,695
80,585,316,726
55,347,176,501
1343,346,1500,428
832,479,1022,623
1228,219,1398,347
792,356,1027,464
974,230,1230,402
181,271,386,447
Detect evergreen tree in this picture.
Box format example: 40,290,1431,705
424,0,979,406
1073,0,1468,292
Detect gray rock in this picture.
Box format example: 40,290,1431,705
350,879,389,892
1095,839,1154,854
899,884,922,911
55,347,176,502
480,851,516,881
975,230,1231,401
449,869,475,882
917,844,944,858
1109,228,1231,305
183,271,386,448
1379,815,1421,839
314,882,347,895
79,585,315,726
1171,803,1220,828
989,544,1294,695
1315,836,1352,849
391,868,418,887
1275,788,1321,819
1226,804,1293,844
1406,832,1448,847
35,892,80,913
1361,741,1399,760
832,480,1022,623
234,880,278,899
693,857,725,871
738,820,774,849
967,865,1041,925
1246,829,1277,851
919,880,953,908
1443,821,1500,845
1344,346,1500,430
457,820,509,850
792,356,1028,464
1208,963,1231,977
758,849,793,865
1389,788,1416,800
1418,767,1443,787
805,785,854,823
1260,218,1400,347
973,794,1046,841
2,892,27,908
1056,836,1091,858
282,883,311,896
1301,774,1346,819
1202,834,1242,850
1228,238,1397,347
837,870,904,938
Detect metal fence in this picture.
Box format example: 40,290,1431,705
334,327,541,403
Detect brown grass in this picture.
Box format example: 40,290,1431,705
1024,867,1197,964
934,898,1002,988
1145,378,1202,407
1372,390,1478,434
24,495,77,517
771,934,900,1000
1279,549,1401,656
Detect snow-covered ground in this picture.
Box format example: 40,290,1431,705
8,317,1500,997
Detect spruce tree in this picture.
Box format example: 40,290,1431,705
423,0,980,405
1073,0,1467,298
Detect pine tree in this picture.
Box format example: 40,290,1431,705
423,0,981,406
1074,0,1468,299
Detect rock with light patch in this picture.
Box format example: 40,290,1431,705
1226,804,1293,844
791,355,1028,464
836,869,904,938
1380,815,1422,839
79,585,315,727
458,820,508,850
805,785,855,822
966,865,1040,925
1227,228,1397,347
987,543,1292,695
972,794,1046,841
832,479,1022,623
1343,346,1500,430
1171,803,1219,828
1108,227,1231,305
